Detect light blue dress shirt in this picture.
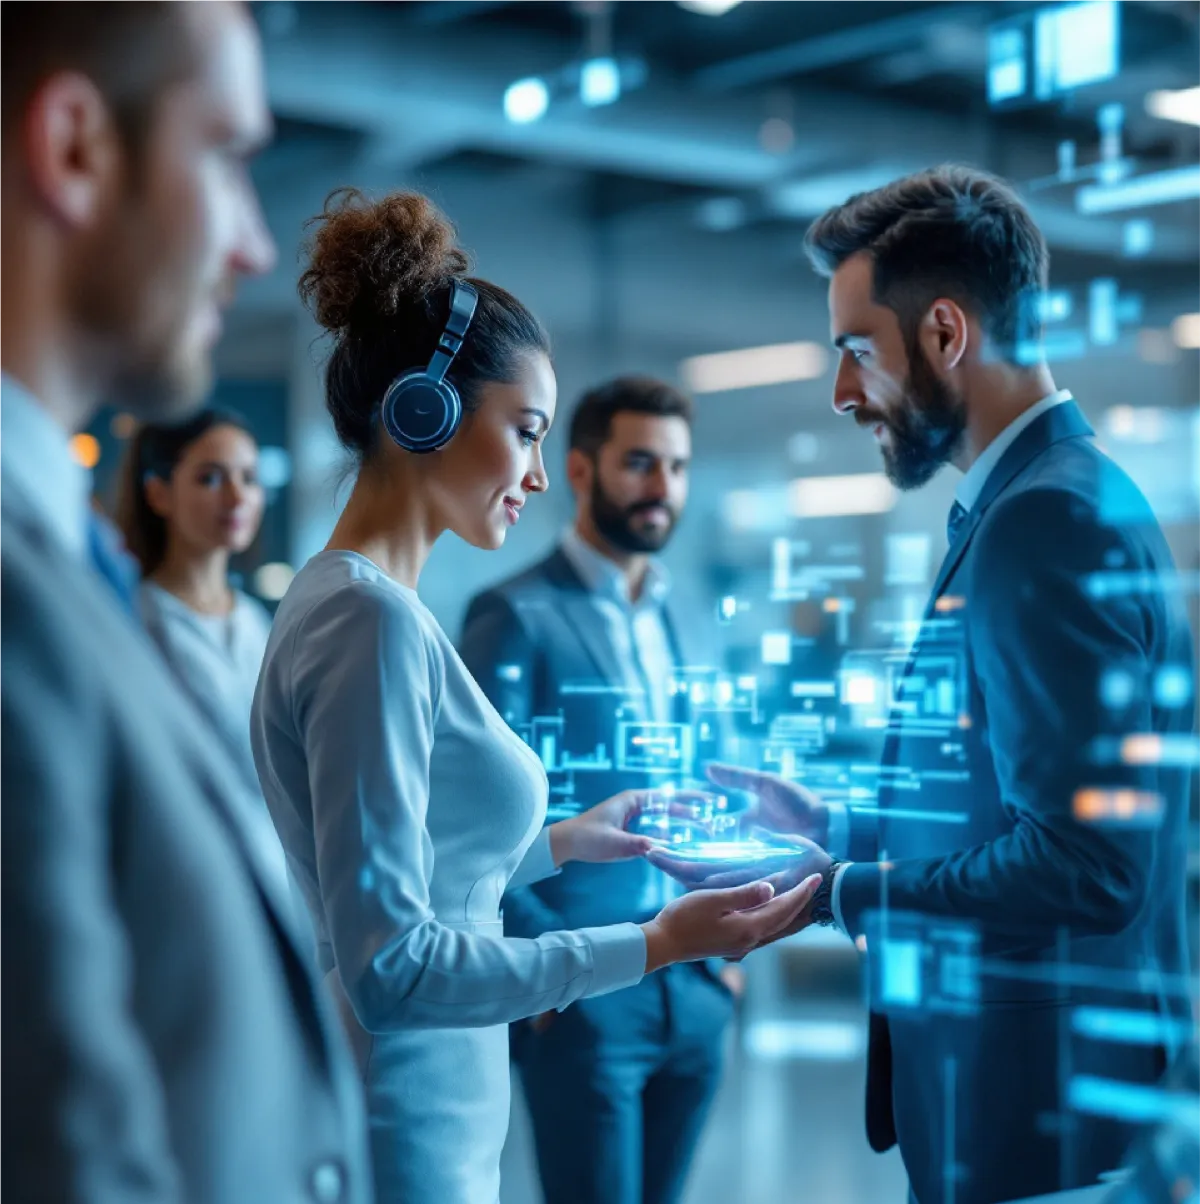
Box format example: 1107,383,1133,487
251,549,647,1204
0,372,90,561
560,527,677,726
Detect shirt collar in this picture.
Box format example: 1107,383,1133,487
955,389,1072,514
560,527,671,607
1,371,91,560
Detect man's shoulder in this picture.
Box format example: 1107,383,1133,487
992,432,1160,540
2,512,186,730
469,547,567,610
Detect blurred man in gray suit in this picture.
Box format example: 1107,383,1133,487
1,5,369,1201
461,377,738,1204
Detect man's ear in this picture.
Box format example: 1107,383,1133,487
918,298,969,372
21,70,123,229
566,447,594,497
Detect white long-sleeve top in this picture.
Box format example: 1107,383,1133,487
250,549,646,1034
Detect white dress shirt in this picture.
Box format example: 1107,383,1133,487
0,372,91,561
560,527,677,727
829,389,1073,932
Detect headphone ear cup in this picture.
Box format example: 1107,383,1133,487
381,373,463,454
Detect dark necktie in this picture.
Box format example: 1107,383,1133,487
86,511,141,616
946,500,969,545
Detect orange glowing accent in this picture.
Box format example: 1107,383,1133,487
69,433,101,468
935,595,966,612
822,598,841,613
1073,788,1163,822
957,713,973,729
1121,734,1164,765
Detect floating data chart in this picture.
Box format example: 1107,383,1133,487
836,641,968,740
1088,732,1200,770
770,536,865,603
1098,405,1200,525
616,721,696,775
1016,279,1143,365
1098,661,1194,716
893,612,969,736
530,715,567,773
530,713,617,775
864,912,981,1017
1084,567,1200,602
670,666,758,718
765,711,833,770
892,652,966,731
885,533,933,588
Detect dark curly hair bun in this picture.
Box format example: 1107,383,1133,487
299,188,470,336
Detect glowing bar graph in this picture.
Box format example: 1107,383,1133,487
1072,1007,1195,1047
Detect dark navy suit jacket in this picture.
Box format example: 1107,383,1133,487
837,402,1194,1204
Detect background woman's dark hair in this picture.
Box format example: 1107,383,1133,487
803,164,1049,364
298,187,551,463
116,408,256,574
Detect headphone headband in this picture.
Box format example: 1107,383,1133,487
426,280,478,384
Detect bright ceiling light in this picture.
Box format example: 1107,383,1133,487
1076,164,1200,214
1145,87,1200,127
681,342,828,393
677,0,743,14
580,57,620,107
769,166,909,218
789,473,897,519
503,77,549,125
1171,313,1200,349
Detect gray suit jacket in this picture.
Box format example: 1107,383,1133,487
1,484,371,1203
460,547,720,934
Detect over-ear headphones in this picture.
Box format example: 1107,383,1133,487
380,279,479,454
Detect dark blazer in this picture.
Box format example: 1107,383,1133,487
1,484,371,1203
460,546,712,933
837,402,1194,1204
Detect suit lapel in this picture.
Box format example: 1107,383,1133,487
924,400,1094,614
544,548,626,686
882,402,1095,775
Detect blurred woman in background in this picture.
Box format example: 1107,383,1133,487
117,410,282,870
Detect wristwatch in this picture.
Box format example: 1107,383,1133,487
808,858,843,928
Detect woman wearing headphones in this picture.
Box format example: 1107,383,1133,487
250,188,819,1204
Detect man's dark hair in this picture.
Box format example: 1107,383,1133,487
803,165,1049,363
568,375,694,457
0,3,197,153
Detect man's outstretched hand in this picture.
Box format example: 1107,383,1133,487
704,763,830,844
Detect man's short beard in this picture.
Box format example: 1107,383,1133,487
590,475,677,554
878,341,967,491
